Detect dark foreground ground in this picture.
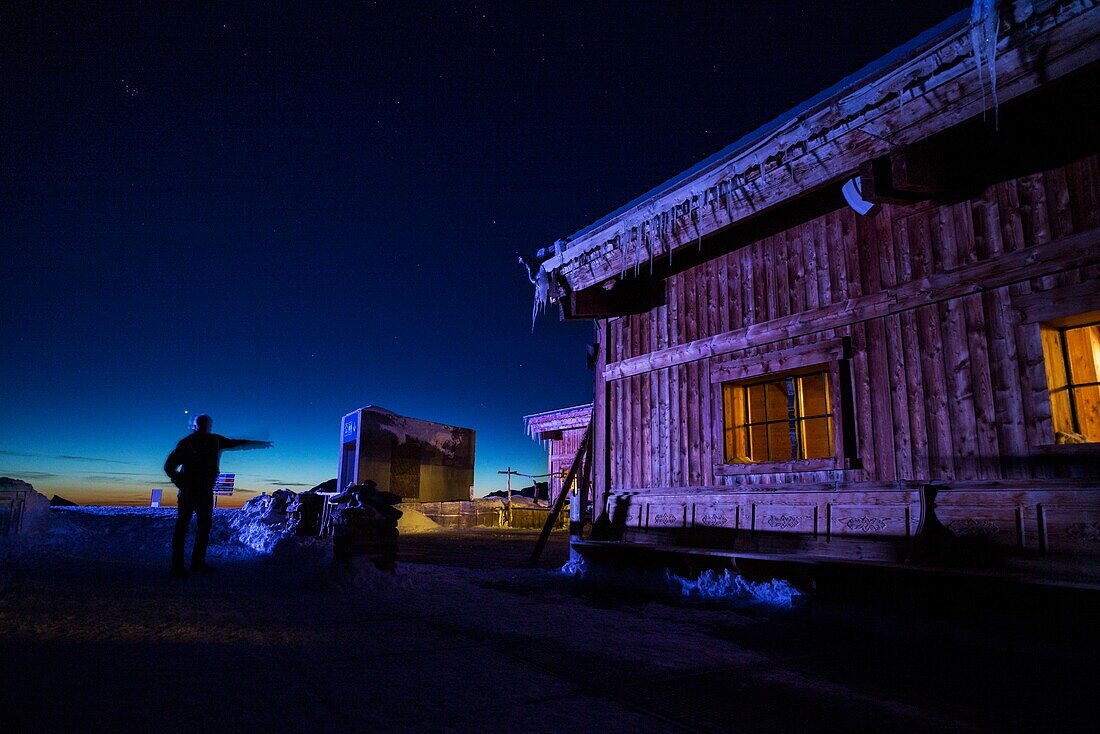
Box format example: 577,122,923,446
2,526,1097,733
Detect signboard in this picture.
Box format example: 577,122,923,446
150,489,163,508
213,473,235,496
342,413,358,443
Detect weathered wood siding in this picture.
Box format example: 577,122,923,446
596,155,1100,553
548,426,587,504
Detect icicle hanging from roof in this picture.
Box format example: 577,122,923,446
644,224,651,272
969,0,1001,127
520,254,551,332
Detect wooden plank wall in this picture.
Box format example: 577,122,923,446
603,154,1100,494
548,426,586,503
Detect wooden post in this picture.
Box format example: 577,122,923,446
575,427,594,535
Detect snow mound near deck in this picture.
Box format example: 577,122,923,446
6,506,182,560
397,507,440,534
673,568,802,610
16,488,52,534
561,559,803,611
1,503,318,564
227,493,298,554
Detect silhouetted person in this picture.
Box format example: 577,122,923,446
163,414,272,578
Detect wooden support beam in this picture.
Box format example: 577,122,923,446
860,158,922,205
709,339,848,383
601,477,1100,496
890,144,947,195
860,144,949,205
561,278,664,320
603,226,1100,381
1012,281,1100,324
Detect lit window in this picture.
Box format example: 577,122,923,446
1042,320,1100,443
722,370,834,463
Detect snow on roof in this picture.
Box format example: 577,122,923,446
523,403,593,439
357,406,474,459
532,0,1100,299
555,8,971,249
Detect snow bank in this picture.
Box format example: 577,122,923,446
17,488,52,535
560,559,586,577
0,488,89,564
561,559,803,611
2,487,428,570
1,498,315,565
397,507,440,534
673,569,803,610
227,492,298,554
5,506,178,561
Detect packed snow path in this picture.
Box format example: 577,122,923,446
2,510,1096,732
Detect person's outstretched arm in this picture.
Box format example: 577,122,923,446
218,436,274,451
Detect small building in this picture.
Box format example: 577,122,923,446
524,2,1100,579
338,406,475,502
0,477,37,537
524,403,593,505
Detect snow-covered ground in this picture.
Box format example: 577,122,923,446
1,502,1094,732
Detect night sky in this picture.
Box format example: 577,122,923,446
1,1,964,505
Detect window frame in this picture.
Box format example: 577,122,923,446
1011,295,1100,457
723,369,835,464
1040,317,1100,443
711,339,859,476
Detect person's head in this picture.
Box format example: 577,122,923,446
194,414,213,433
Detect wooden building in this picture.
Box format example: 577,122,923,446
524,403,593,505
0,477,37,537
531,1,1100,578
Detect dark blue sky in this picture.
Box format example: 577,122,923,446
1,1,963,503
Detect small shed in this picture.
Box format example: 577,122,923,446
525,403,593,506
0,477,37,537
338,406,475,502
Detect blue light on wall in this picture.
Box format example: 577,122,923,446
342,413,358,443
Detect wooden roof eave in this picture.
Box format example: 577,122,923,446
542,0,1100,296
524,403,594,438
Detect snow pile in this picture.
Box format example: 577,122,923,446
560,558,587,577
0,482,119,561
16,488,52,535
11,507,177,561
226,492,298,554
397,507,440,534
0,479,51,537
221,490,340,564
1,498,316,564
672,569,803,610
561,559,803,611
